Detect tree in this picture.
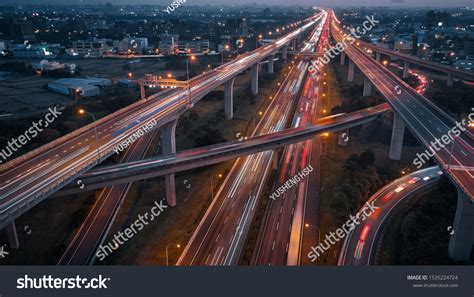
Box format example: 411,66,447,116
359,149,375,168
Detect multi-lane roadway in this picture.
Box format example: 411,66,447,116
339,166,443,265
0,14,322,230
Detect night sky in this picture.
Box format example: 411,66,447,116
2,0,472,7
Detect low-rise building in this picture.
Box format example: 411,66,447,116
47,77,111,97
158,34,179,56
115,37,148,54
178,39,210,54
11,44,54,59
72,38,108,58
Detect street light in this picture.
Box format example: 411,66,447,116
210,173,223,199
305,223,321,263
256,35,263,48
305,223,321,244
165,243,181,266
78,109,100,163
128,72,132,80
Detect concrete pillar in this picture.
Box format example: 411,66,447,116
447,73,454,87
267,55,275,74
272,151,279,170
363,76,373,96
224,77,236,119
6,221,19,249
161,119,178,207
403,61,409,79
376,52,381,63
140,83,145,100
282,45,288,60
338,129,349,146
251,63,259,95
291,39,297,50
348,59,355,82
389,113,405,161
449,189,474,261
340,52,346,65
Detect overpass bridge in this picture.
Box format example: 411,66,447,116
57,104,390,196
358,41,474,86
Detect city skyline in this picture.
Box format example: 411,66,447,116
1,0,473,7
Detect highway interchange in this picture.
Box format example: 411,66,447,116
1,8,472,267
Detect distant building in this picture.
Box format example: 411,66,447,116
394,35,414,53
158,34,179,55
72,38,108,58
47,78,111,97
11,44,54,59
178,38,210,54
416,43,430,58
115,37,148,54
118,79,138,88
0,19,35,42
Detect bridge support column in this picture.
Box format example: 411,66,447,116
282,45,288,60
447,73,454,87
140,83,145,100
267,55,275,74
403,61,409,79
6,221,19,249
338,129,349,146
224,77,236,119
161,119,178,207
348,59,355,82
363,76,373,96
272,150,279,170
376,52,381,63
340,52,346,65
251,63,259,95
449,188,474,261
389,113,405,161
291,39,297,50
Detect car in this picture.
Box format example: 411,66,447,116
394,184,406,193
381,191,394,202
354,240,365,259
360,225,371,241
407,177,420,184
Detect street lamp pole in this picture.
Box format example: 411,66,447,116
186,56,195,106
79,109,100,163
210,174,222,200
165,243,181,266
305,223,321,264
